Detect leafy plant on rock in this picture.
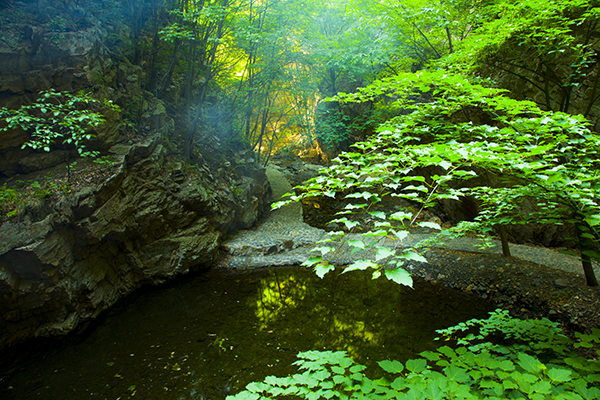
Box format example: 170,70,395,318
442,0,600,116
0,90,120,186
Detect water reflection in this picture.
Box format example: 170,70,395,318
255,273,307,329
0,267,492,400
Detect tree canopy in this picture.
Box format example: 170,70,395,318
3,0,600,284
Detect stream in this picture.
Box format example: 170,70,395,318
0,266,492,400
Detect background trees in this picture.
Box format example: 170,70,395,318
4,0,599,284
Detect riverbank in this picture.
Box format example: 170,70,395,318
221,158,600,334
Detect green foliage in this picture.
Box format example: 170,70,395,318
227,310,600,400
0,183,18,217
0,178,69,219
287,68,600,285
93,155,119,168
439,0,600,114
0,90,119,187
275,67,600,286
315,107,351,149
0,90,119,158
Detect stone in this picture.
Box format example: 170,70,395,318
18,151,67,173
554,278,570,289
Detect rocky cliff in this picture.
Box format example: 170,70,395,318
0,1,272,352
0,135,271,351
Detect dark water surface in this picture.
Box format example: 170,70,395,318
0,267,492,400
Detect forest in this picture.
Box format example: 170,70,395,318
2,0,600,398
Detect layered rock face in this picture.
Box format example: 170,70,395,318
0,133,272,351
0,2,272,351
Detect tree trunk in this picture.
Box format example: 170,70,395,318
496,225,511,257
183,41,195,160
146,3,161,93
157,38,182,98
576,223,599,287
485,171,511,257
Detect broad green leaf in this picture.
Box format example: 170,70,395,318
378,360,404,374
531,381,552,394
420,351,440,361
315,264,335,279
385,268,413,286
331,366,345,375
390,211,412,221
406,358,427,373
227,391,260,400
345,191,374,200
246,382,272,392
313,246,333,256
350,364,366,373
439,160,452,170
423,382,445,400
272,200,291,210
480,379,503,395
369,211,386,219
394,230,409,241
548,368,572,383
584,215,600,227
343,220,360,230
405,175,426,183
418,221,441,230
547,173,564,184
348,240,365,249
302,257,322,267
402,251,427,263
438,346,456,358
576,386,600,400
498,360,515,371
376,247,394,261
444,365,470,382
344,260,377,273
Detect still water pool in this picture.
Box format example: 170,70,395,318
0,266,492,399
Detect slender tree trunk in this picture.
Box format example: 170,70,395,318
157,38,182,98
131,0,142,65
584,68,600,117
184,41,195,160
63,145,72,189
445,26,453,54
198,0,228,105
496,226,511,257
485,171,511,257
146,4,161,92
576,223,599,286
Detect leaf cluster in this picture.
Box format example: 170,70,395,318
227,310,600,399
325,69,600,282
0,90,119,158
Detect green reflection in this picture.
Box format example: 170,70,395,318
254,272,307,329
1,267,492,400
